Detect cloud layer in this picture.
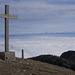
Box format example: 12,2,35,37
0,36,75,58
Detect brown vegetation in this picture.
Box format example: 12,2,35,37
0,58,75,75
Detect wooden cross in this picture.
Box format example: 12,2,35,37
0,5,17,52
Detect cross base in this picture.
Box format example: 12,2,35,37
0,52,16,61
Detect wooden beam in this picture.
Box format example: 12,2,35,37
0,14,17,19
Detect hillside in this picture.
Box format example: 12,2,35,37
60,51,75,60
30,54,75,71
0,58,75,75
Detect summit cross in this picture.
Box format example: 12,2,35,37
0,5,17,52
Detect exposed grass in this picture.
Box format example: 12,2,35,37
0,58,75,75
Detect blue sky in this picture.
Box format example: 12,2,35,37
0,0,75,35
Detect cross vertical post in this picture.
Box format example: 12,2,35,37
5,5,9,52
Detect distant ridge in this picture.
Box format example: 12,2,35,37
0,32,75,37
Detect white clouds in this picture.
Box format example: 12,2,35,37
0,36,75,58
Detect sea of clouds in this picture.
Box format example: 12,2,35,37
0,36,75,58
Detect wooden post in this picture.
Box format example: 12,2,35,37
22,49,24,59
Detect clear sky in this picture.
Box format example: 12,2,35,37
0,0,75,35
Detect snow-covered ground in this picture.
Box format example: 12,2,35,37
0,36,75,58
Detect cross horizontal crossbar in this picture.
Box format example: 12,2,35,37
0,14,17,19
